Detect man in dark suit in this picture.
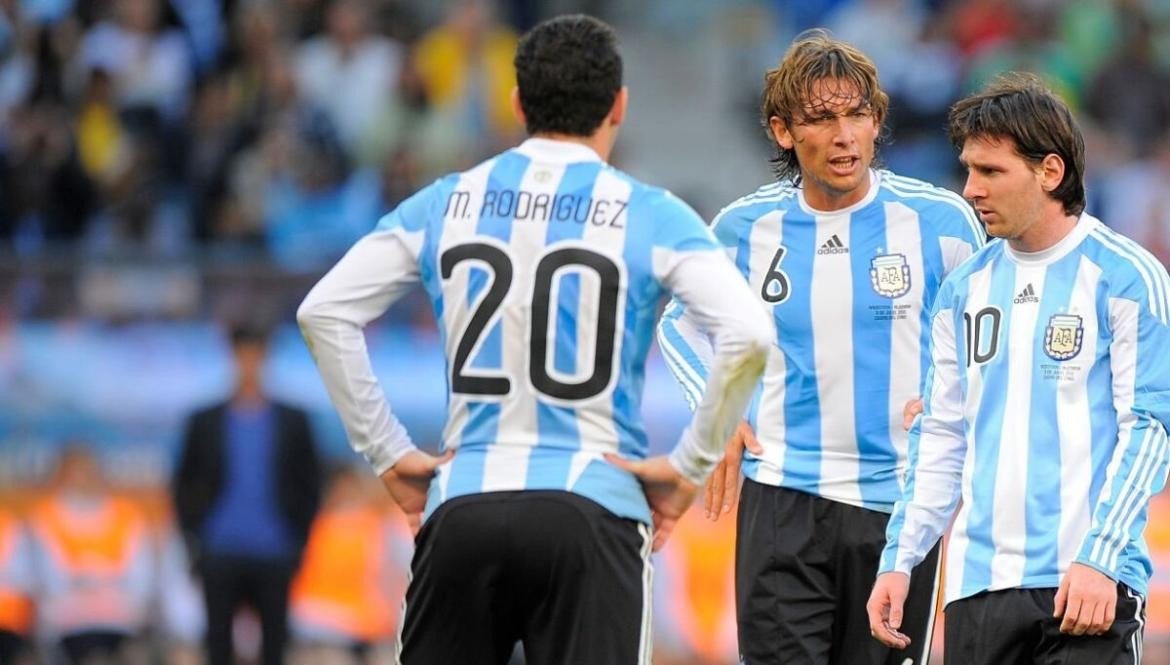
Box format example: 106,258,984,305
173,325,322,665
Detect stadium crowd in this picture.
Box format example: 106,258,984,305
2,0,1170,664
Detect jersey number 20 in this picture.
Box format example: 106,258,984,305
440,242,622,401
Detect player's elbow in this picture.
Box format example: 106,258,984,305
720,309,773,367
296,294,331,336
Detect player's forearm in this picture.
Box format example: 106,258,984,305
664,252,772,484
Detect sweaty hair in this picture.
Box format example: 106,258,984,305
948,73,1086,216
514,14,622,137
760,29,888,185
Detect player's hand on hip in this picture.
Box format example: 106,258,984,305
867,572,912,650
703,421,761,522
605,454,698,552
1054,562,1117,636
902,398,924,431
380,449,455,536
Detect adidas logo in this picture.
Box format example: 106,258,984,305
1014,283,1040,304
817,234,849,255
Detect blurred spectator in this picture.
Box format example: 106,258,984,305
413,0,521,170
79,0,192,122
289,465,412,665
293,0,404,161
27,445,155,664
0,507,34,665
1084,8,1170,159
156,524,206,665
1100,134,1170,267
947,0,1019,58
172,324,322,665
0,99,96,251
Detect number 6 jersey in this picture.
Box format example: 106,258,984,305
298,138,773,524
658,170,985,512
881,212,1170,603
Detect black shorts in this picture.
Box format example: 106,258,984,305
396,490,653,665
944,584,1145,665
736,480,942,665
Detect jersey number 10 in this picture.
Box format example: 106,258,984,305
440,242,623,402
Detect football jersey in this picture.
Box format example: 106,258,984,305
658,170,985,511
881,213,1170,603
299,138,772,525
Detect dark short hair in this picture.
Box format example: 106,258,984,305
948,73,1086,216
514,14,622,137
761,29,888,185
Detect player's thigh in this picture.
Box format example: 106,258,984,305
1038,584,1144,665
736,481,835,665
943,590,1039,665
519,493,652,665
397,496,517,665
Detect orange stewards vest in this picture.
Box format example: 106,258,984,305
290,507,404,642
0,512,33,634
659,509,738,663
30,496,149,633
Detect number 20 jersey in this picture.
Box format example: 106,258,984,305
374,139,738,524
658,171,985,512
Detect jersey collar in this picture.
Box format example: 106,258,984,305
796,169,880,217
514,137,604,164
1003,212,1098,266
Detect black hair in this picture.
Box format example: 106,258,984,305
514,14,622,137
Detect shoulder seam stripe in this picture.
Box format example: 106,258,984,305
1096,226,1170,322
880,181,985,248
1088,228,1170,325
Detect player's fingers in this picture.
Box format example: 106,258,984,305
1072,598,1095,636
703,468,717,518
1102,597,1116,633
865,592,887,641
720,459,739,515
742,426,764,456
1088,600,1108,636
1053,575,1069,618
1060,595,1082,634
604,453,642,476
706,461,726,521
888,599,904,631
652,516,678,552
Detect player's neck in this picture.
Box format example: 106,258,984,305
1008,208,1080,253
529,131,613,162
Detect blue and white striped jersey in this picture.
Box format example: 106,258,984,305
299,138,771,525
880,213,1170,604
657,170,985,512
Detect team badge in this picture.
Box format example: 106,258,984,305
870,254,911,298
1044,314,1083,361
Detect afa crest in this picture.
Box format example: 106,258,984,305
870,254,911,298
1044,314,1084,361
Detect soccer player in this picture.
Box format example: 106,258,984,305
657,30,986,665
297,14,772,665
869,73,1170,664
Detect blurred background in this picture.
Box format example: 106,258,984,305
1,0,1170,663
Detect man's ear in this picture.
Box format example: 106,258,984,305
608,86,629,128
769,116,794,150
511,86,526,126
1038,153,1066,194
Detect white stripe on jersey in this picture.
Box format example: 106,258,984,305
482,161,564,491
945,261,996,597
989,267,1045,590
1055,256,1101,570
1090,227,1170,325
884,201,926,488
882,174,985,247
573,168,631,460
436,159,497,500
812,215,860,505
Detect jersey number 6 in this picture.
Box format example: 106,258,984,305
440,241,623,402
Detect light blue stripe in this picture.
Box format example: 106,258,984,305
657,303,708,409
1090,227,1169,325
852,203,897,507
775,213,822,491
881,176,985,248
1022,255,1077,581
